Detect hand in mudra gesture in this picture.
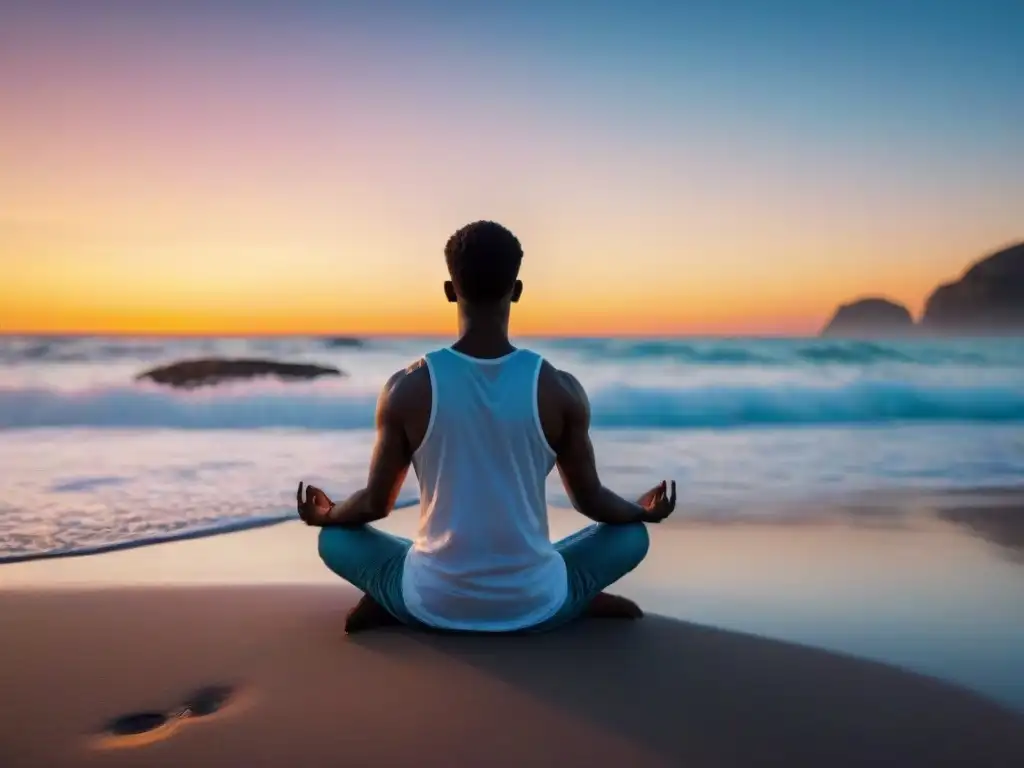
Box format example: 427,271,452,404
296,482,335,526
636,480,677,523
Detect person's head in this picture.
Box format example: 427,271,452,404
443,221,523,310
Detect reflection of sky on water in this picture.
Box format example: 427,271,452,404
623,517,1024,713
4,427,1024,562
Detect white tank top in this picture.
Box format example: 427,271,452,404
401,346,568,631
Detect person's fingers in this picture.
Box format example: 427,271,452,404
297,482,318,524
639,485,658,507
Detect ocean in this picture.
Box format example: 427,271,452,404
2,334,1024,563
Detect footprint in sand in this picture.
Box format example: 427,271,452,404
91,684,248,750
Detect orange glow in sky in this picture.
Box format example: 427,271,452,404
1,5,1020,337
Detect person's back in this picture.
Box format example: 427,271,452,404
296,220,677,634
402,346,566,631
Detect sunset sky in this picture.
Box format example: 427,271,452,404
2,0,1021,336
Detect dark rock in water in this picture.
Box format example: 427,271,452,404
821,297,915,337
137,358,344,389
922,242,1024,334
323,336,364,348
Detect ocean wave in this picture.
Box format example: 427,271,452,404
0,335,370,365
0,339,172,364
2,379,1023,430
541,338,777,365
541,338,1012,366
3,336,1022,368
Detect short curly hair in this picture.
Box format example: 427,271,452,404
444,221,523,304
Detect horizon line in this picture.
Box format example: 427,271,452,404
0,330,827,340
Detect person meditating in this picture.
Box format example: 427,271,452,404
296,220,677,634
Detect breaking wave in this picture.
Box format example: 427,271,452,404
2,378,1023,430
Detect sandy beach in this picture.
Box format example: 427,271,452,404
3,506,1024,768
2,584,1023,768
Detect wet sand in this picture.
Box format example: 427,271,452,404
2,502,1024,766
1,585,1023,768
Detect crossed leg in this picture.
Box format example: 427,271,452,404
535,521,650,630
317,521,651,634
317,526,415,634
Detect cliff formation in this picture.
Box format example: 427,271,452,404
921,243,1024,334
821,297,914,337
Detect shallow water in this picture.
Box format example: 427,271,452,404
2,424,1024,563
1,334,1024,560
635,518,1024,713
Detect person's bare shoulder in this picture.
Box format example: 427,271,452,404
379,359,432,450
382,357,428,394
538,360,588,408
537,360,589,450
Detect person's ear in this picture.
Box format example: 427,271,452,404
510,280,523,303
444,281,457,303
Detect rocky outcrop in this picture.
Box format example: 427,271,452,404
821,297,915,337
323,337,364,348
137,358,344,389
921,242,1024,334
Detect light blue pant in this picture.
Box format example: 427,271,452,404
317,522,651,632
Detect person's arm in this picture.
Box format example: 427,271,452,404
554,372,675,524
324,372,412,527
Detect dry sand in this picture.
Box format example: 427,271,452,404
1,584,1022,768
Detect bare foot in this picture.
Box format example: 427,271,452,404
344,594,402,634
584,592,644,620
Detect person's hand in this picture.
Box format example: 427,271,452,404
297,482,335,526
636,480,677,523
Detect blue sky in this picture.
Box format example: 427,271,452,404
2,0,1021,334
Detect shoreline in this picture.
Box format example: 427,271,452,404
0,498,421,566
3,484,1022,567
